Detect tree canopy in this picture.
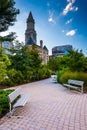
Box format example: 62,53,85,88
48,49,87,72
0,0,19,32
0,47,11,82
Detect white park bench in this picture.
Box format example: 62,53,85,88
63,79,84,93
51,73,57,83
8,87,30,116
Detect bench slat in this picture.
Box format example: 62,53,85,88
63,84,80,89
63,79,84,93
8,87,21,102
68,79,84,86
13,94,29,108
8,87,30,115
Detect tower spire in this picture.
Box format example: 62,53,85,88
27,11,34,23
25,11,36,44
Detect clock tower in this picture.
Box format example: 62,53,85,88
25,12,37,45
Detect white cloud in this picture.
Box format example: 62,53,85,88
66,18,73,24
63,2,72,15
48,17,54,23
63,0,78,15
75,7,78,11
66,30,76,36
48,10,55,23
67,0,76,3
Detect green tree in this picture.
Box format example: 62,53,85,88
0,0,19,45
67,49,85,71
28,45,42,80
57,56,70,70
9,42,31,72
0,47,11,82
47,57,59,71
0,32,17,43
83,57,87,72
0,0,19,32
29,45,42,69
9,42,42,82
57,49,86,72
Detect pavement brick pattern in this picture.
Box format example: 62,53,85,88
0,78,87,130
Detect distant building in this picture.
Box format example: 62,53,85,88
52,45,72,57
25,12,49,64
2,41,11,54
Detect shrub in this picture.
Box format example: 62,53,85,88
0,89,14,118
5,69,24,86
57,67,70,83
3,78,15,87
38,67,52,79
59,71,87,92
59,71,78,83
23,69,40,82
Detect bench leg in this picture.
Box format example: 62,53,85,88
68,86,70,90
7,108,23,118
6,108,15,118
81,86,83,94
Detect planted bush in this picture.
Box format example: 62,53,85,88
59,71,87,92
4,69,24,86
57,67,70,83
38,66,52,80
0,89,14,118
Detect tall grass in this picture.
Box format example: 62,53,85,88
57,71,87,92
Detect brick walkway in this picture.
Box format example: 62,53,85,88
0,78,87,130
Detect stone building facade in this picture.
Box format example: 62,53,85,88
25,12,49,64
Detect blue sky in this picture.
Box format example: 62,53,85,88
2,0,87,55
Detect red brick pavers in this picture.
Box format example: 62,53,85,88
0,78,87,130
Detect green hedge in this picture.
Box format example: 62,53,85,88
38,67,52,80
1,67,52,87
57,71,87,92
0,89,14,118
57,67,70,83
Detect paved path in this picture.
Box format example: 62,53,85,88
0,78,87,130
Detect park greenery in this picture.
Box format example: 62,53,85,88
0,0,19,117
0,0,51,117
0,0,19,44
0,0,19,32
47,49,87,92
0,43,51,117
0,89,14,118
0,43,51,87
0,0,51,88
0,0,87,118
